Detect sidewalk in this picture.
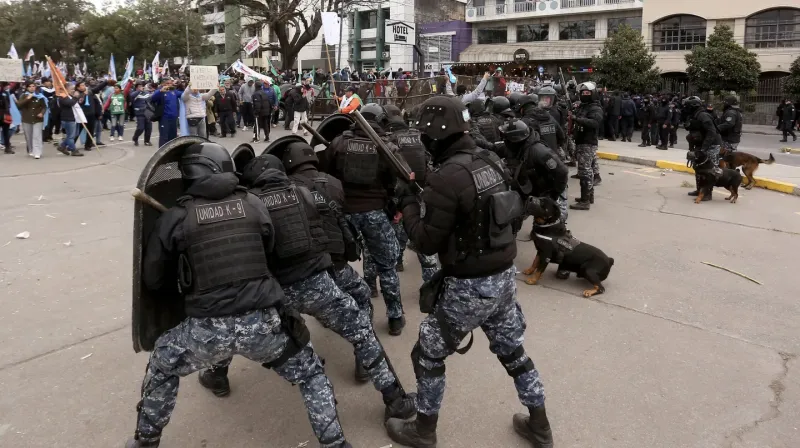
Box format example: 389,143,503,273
742,124,782,136
596,140,800,196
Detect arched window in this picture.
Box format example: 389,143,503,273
652,15,707,51
745,8,800,48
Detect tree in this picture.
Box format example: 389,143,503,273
71,0,212,75
783,55,800,99
0,0,92,63
685,24,761,94
213,0,369,71
591,24,661,93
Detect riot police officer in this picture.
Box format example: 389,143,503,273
519,94,567,162
127,142,349,448
494,95,517,120
386,96,553,448
683,97,723,200
500,119,569,223
199,153,417,419
467,99,499,151
570,81,604,211
717,95,743,150
384,104,440,283
474,97,507,146
320,103,407,335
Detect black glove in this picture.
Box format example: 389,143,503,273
395,181,417,211
384,200,398,219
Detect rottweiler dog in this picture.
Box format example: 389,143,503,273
719,147,775,190
522,197,614,297
695,168,742,204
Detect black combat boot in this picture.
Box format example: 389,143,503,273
354,357,370,383
687,190,699,196
198,365,231,397
593,174,602,186
570,173,580,179
386,412,438,448
688,177,701,196
513,405,554,448
570,181,591,211
637,141,648,147
382,383,418,420
125,436,160,448
389,316,406,336
396,259,405,272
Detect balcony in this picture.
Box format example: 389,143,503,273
460,39,605,62
466,0,642,22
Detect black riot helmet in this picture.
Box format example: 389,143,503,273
414,96,471,140
468,98,485,118
499,119,531,143
723,95,739,107
577,81,597,103
537,86,557,109
282,141,319,172
384,104,403,119
517,95,536,114
492,96,511,115
179,142,235,181
240,153,285,187
361,103,388,126
509,92,524,111
683,96,703,115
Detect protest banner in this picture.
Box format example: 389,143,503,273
0,58,23,82
189,65,218,90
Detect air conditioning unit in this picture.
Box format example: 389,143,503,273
270,56,280,61
466,8,476,18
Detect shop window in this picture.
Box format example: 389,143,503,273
652,15,707,51
477,26,508,44
559,20,596,40
517,24,549,42
745,8,800,49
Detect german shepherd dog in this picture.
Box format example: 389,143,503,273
719,146,775,190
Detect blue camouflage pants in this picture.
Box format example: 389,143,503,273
576,144,599,194
136,309,344,447
347,210,404,319
556,186,569,224
392,219,440,283
413,266,546,416
333,263,373,316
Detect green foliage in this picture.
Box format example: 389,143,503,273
685,24,761,94
783,55,800,99
591,24,661,93
0,0,92,63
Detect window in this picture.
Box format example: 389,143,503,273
215,23,225,34
203,25,215,36
652,15,707,51
421,34,453,66
514,0,537,13
477,26,508,44
243,26,262,38
201,4,215,14
608,16,642,35
518,24,549,42
559,20,596,40
216,44,226,55
358,10,378,29
745,8,800,49
383,8,390,20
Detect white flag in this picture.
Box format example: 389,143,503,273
83,62,87,74
7,43,19,59
244,37,260,56
73,104,87,124
25,48,34,61
321,12,341,46
151,52,161,83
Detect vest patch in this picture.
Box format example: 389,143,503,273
259,188,300,210
195,199,246,224
397,134,421,146
540,124,556,134
471,165,504,193
347,140,377,154
311,190,327,205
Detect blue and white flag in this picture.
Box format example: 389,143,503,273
151,52,161,83
7,43,18,59
120,56,135,90
109,54,117,80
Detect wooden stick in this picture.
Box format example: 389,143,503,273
701,261,762,285
131,188,168,213
80,122,100,153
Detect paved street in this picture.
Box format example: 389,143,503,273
1,125,799,448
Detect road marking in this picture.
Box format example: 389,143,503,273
623,170,660,179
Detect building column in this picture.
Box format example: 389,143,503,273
508,23,517,44
549,18,560,40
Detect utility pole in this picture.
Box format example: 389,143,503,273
185,0,191,59
337,8,345,70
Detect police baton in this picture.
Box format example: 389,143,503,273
300,122,330,146
350,109,423,194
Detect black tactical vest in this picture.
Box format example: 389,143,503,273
339,134,379,185
180,190,271,294
291,173,346,257
444,150,521,265
253,181,327,265
391,128,427,184
476,114,500,144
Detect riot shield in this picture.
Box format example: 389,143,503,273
232,144,256,176
132,136,209,352
312,114,354,173
262,135,306,161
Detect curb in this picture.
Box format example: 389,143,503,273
597,152,800,197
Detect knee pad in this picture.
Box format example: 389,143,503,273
497,345,535,378
411,343,445,379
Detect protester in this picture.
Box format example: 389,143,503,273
56,84,82,157
238,79,255,130
17,81,46,159
75,80,106,151
129,83,153,146
182,83,217,138
108,85,126,141
0,83,12,154
213,85,237,138
251,81,274,143
206,95,217,136
151,78,182,147
40,78,57,142
338,86,361,114
263,81,279,128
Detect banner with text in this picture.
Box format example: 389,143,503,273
244,37,260,56
0,58,23,81
189,65,219,90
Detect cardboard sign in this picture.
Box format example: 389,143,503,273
0,58,23,82
189,65,218,90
